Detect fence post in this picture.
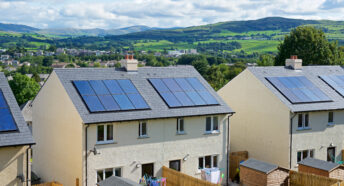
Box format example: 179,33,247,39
76,178,79,186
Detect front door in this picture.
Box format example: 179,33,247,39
142,163,154,177
327,147,336,162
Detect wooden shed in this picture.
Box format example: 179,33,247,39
298,158,344,180
240,158,289,186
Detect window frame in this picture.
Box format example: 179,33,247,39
297,113,310,130
138,121,148,138
328,112,334,126
297,149,314,162
97,124,114,144
205,116,219,134
198,155,219,170
177,118,185,134
96,167,122,183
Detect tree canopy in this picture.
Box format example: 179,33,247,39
275,26,344,66
9,73,40,105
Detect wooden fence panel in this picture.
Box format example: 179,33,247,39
230,151,248,180
290,170,344,186
33,182,63,186
162,166,219,186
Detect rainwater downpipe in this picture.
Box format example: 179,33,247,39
290,113,297,169
227,113,233,186
85,124,89,186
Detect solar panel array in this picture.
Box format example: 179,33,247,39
319,75,344,97
0,90,17,132
266,76,332,104
73,80,149,112
149,77,219,108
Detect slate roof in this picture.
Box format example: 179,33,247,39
248,66,344,112
0,72,35,147
97,176,140,186
240,158,279,174
298,158,340,172
54,66,233,124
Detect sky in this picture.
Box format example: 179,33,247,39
1,0,344,29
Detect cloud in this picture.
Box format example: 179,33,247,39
0,0,342,29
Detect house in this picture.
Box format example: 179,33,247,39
20,100,32,131
298,158,344,180
1,54,10,61
0,72,35,185
32,55,233,185
218,55,344,170
240,158,289,186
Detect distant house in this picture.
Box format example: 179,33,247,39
0,72,35,185
21,62,31,67
32,54,233,185
26,74,49,86
21,100,32,130
56,48,65,55
1,55,10,61
12,60,20,67
219,56,344,169
35,50,43,56
44,51,55,56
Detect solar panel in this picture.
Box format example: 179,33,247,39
266,76,332,104
320,75,344,97
0,90,17,132
149,77,219,108
73,79,149,113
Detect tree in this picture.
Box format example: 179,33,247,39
9,73,40,105
275,26,344,66
192,59,208,76
257,54,275,66
32,73,41,83
43,56,53,67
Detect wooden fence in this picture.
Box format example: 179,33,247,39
230,151,248,180
162,166,219,186
290,170,344,186
33,182,63,186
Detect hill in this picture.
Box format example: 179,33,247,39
0,23,39,33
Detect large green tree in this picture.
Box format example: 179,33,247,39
9,73,40,105
275,26,344,66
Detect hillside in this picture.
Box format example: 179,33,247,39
0,23,39,33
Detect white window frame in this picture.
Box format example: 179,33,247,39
297,113,310,130
205,116,219,134
177,118,185,134
96,167,122,182
328,112,334,126
198,155,218,170
139,121,148,137
96,124,114,144
297,149,314,162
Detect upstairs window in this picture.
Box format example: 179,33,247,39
177,118,185,134
139,121,147,137
97,124,113,143
206,116,219,133
297,113,309,130
328,112,334,125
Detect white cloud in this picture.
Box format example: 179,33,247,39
0,0,343,29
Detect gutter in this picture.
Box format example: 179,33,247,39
290,112,297,169
85,124,89,186
227,113,234,186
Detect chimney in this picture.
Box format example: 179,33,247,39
285,55,302,70
123,54,138,71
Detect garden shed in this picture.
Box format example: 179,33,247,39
240,158,289,186
298,158,344,180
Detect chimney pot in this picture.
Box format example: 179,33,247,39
291,55,298,60
125,54,129,60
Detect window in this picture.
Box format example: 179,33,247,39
205,116,219,133
198,155,218,169
97,124,114,143
328,112,334,125
297,113,310,129
327,147,336,163
97,167,122,182
169,160,181,171
297,149,314,162
139,121,147,137
177,118,185,134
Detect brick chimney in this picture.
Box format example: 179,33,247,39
285,55,302,70
123,54,138,71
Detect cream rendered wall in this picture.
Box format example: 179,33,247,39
32,71,83,185
218,69,291,168
0,146,28,186
291,110,344,169
86,115,228,185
